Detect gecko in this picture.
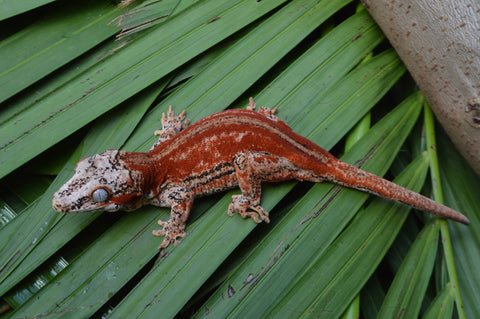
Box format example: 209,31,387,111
52,98,470,249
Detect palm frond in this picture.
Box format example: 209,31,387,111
0,0,478,318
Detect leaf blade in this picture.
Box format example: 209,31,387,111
377,221,440,318
0,1,123,103
0,0,55,21
0,0,288,179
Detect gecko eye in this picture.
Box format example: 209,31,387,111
91,188,110,203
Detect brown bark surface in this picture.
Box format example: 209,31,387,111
362,0,480,175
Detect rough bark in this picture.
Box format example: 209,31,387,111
362,0,480,175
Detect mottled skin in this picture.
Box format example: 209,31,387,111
53,98,470,249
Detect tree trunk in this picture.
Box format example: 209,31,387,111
362,0,480,175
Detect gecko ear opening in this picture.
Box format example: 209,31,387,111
91,187,110,203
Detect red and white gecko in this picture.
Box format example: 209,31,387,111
52,98,469,249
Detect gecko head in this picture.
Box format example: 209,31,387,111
52,150,144,213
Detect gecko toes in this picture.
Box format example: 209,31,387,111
152,229,165,237
157,219,168,227
158,239,171,249
246,97,257,111
153,219,187,249
157,231,186,249
228,195,270,223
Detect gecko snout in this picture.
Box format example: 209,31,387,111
52,192,68,213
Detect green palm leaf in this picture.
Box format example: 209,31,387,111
0,0,477,318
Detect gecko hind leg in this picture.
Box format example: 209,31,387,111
246,97,279,118
228,151,317,223
228,151,270,223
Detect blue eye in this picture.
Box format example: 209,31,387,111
91,188,109,202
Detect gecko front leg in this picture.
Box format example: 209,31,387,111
150,106,190,150
152,187,194,249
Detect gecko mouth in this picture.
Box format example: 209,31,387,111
52,202,66,213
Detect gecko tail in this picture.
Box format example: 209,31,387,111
326,160,470,225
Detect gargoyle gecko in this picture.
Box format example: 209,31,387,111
53,98,469,248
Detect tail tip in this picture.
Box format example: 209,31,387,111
459,215,470,225
451,213,470,225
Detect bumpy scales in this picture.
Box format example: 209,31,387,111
53,98,470,249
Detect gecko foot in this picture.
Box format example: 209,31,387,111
154,105,190,136
152,219,186,249
246,97,278,118
151,106,190,150
227,195,270,223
